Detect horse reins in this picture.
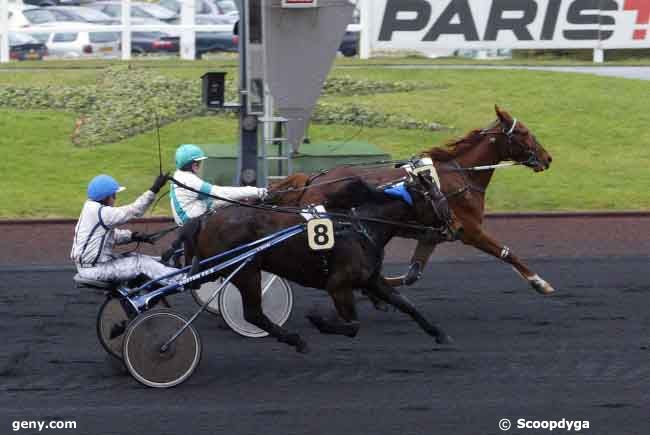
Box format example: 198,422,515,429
169,176,443,233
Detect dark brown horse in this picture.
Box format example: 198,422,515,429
272,106,555,295
190,174,452,353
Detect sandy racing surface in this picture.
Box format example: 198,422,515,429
1,216,649,434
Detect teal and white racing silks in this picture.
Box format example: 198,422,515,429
170,169,267,226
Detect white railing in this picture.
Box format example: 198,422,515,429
0,0,364,63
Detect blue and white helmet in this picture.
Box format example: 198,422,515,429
87,174,126,201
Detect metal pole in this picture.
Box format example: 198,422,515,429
236,0,259,186
160,258,252,352
0,0,9,63
180,0,196,60
121,0,132,60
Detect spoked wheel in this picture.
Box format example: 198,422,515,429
96,296,133,360
96,296,170,360
123,309,202,389
218,272,293,338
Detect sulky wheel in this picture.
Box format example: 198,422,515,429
218,272,293,338
122,309,202,388
96,296,133,360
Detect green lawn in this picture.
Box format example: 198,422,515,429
1,63,649,218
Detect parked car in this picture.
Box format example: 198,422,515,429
89,1,178,24
7,5,59,27
8,32,48,60
131,32,179,55
213,0,238,17
158,0,236,24
8,0,84,7
38,22,121,58
46,6,119,24
9,0,58,7
339,30,359,57
195,15,237,58
29,5,178,55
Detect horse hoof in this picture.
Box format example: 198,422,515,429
372,301,390,312
530,277,555,295
344,321,361,338
436,333,453,345
296,341,310,354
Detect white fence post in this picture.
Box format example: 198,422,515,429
359,0,371,59
180,0,196,60
593,48,604,63
121,0,132,60
0,0,9,63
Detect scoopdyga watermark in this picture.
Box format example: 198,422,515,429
499,418,590,432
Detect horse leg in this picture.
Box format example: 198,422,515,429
367,276,452,344
234,269,309,353
307,279,360,338
461,228,555,295
385,240,437,287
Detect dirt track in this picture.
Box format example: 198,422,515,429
0,216,649,434
3,214,650,266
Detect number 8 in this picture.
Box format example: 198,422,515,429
307,219,334,251
314,224,329,246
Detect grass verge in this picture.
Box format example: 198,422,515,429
1,64,649,217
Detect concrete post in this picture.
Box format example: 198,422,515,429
0,0,9,63
121,0,132,60
593,48,604,64
180,0,196,60
359,0,371,59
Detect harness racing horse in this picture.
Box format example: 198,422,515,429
186,174,453,353
272,106,554,295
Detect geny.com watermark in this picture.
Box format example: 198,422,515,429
12,420,77,432
499,418,590,432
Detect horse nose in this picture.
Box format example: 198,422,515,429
548,156,553,163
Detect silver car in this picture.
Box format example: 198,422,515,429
38,22,121,58
158,0,237,24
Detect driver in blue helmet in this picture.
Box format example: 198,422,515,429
71,173,183,285
170,144,268,226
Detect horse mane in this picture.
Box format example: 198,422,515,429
266,173,311,205
424,129,486,162
269,173,310,192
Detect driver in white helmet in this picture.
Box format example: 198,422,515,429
71,173,183,285
170,144,268,226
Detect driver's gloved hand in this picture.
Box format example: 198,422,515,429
131,232,155,244
258,188,269,200
150,173,169,194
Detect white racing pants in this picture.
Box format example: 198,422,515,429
76,254,183,285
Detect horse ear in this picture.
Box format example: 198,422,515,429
495,105,511,125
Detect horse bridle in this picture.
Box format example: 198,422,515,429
481,118,541,168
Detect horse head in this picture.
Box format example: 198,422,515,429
492,105,553,172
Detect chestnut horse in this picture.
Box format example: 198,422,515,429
271,106,555,295
189,174,452,353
